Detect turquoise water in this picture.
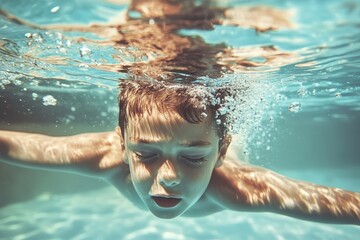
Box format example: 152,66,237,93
0,0,360,239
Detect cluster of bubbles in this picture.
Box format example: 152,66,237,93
0,71,32,90
23,29,106,74
196,70,355,159
42,95,57,106
282,81,349,115
0,71,58,106
79,46,92,58
186,74,278,159
288,102,301,113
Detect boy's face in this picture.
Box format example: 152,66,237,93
122,109,225,219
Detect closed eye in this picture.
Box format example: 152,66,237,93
134,152,158,161
181,155,208,165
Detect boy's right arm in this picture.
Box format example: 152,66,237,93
0,130,124,177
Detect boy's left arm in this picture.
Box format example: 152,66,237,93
210,159,360,225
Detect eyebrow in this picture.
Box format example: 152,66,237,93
179,141,211,147
129,138,211,147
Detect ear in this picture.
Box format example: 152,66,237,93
115,126,128,164
215,134,232,168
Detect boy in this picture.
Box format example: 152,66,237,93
0,80,359,224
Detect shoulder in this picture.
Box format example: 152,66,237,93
206,157,270,210
89,131,127,176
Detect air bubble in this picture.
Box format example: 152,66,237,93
13,80,22,86
199,103,206,111
79,46,92,57
32,93,38,100
50,6,60,13
79,63,89,69
217,107,228,115
56,32,63,39
275,94,286,101
42,95,57,106
58,47,67,53
1,79,11,85
66,40,72,47
297,88,307,97
200,112,208,118
30,80,40,86
32,33,44,43
288,102,301,113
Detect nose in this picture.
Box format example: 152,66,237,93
157,160,180,188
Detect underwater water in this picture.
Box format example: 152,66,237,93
0,0,359,239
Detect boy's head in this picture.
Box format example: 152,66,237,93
118,80,230,143
117,80,232,218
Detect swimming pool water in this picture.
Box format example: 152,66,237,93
0,181,359,240
0,0,359,239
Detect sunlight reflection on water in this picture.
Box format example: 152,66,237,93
0,186,359,240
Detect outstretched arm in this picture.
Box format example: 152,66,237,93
0,130,124,177
211,159,360,225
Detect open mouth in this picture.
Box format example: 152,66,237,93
152,196,182,208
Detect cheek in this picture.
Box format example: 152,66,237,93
130,160,153,183
183,163,215,187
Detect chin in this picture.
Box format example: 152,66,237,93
154,213,180,219
148,206,186,219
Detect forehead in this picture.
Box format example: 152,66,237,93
125,109,218,144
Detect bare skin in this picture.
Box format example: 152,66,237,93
1,120,360,224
